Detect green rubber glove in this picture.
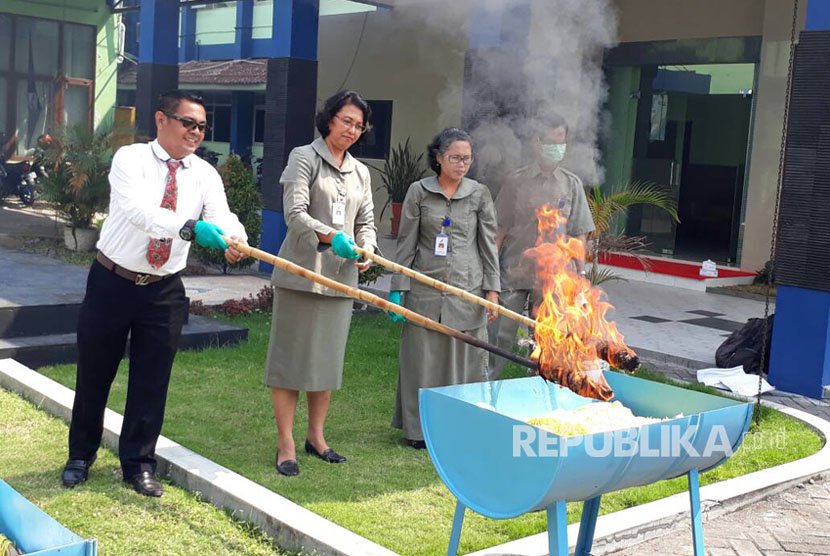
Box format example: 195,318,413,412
387,291,406,323
194,221,228,250
331,231,359,259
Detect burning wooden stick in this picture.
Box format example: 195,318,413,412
352,245,536,328
352,246,640,373
224,238,539,373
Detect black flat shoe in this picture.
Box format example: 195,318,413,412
61,454,97,487
276,451,299,476
124,471,163,497
304,439,346,463
408,439,427,450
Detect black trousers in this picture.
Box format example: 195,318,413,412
68,260,188,477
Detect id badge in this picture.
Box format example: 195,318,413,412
332,202,346,226
434,232,449,257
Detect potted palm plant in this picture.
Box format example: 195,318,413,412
371,138,427,237
40,125,113,251
586,181,680,285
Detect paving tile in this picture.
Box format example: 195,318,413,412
779,542,830,554
727,539,762,556
747,530,782,551
630,315,673,323
686,310,726,317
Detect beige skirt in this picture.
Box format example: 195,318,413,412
264,287,353,391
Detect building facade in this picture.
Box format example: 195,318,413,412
108,0,802,272
0,0,119,155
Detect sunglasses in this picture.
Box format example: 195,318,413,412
164,112,210,134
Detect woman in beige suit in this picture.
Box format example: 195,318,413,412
388,127,500,448
265,90,378,476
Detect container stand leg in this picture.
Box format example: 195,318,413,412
547,500,568,556
688,468,704,556
575,495,601,555
446,500,466,556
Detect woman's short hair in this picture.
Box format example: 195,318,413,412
427,127,473,175
315,90,372,139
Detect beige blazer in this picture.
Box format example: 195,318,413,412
273,138,378,297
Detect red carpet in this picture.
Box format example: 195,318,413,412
598,253,756,281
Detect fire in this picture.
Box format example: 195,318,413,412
527,205,639,401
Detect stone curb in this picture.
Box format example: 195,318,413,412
467,400,830,556
0,358,397,556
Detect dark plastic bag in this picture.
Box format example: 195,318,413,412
715,315,774,375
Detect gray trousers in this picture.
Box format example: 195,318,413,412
486,289,540,379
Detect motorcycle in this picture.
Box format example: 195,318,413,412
0,156,38,206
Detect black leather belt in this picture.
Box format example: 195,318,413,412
96,252,170,286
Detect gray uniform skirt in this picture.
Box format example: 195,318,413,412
392,322,489,441
264,287,353,391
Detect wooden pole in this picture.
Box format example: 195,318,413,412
224,238,540,372
352,245,537,329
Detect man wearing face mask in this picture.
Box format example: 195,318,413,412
488,113,594,380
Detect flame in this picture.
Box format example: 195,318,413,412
527,205,638,400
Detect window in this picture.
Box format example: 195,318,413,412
349,100,392,160
200,92,232,143
63,23,95,80
1,14,96,153
254,107,265,143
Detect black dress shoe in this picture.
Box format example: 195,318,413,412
408,439,427,450
61,455,97,487
304,439,346,463
276,451,299,476
124,471,163,497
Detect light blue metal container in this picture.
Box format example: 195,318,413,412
420,373,752,556
0,479,97,556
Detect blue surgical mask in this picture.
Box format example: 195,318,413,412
539,143,567,165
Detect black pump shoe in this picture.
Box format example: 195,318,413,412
304,439,347,463
276,451,299,476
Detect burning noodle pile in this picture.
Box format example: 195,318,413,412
528,401,661,437
527,206,640,401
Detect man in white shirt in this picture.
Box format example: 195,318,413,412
62,90,248,497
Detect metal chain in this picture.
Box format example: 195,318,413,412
755,0,799,426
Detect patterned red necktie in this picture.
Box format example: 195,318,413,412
146,159,182,270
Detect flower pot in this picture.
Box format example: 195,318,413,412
390,202,403,237
64,226,99,252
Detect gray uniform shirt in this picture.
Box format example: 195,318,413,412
273,137,378,297
495,163,595,291
391,176,500,330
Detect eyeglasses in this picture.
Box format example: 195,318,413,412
446,154,474,166
164,112,210,134
334,114,370,134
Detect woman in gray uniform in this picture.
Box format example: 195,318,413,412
388,127,500,448
265,90,379,476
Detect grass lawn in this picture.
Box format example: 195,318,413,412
39,312,822,555
0,389,290,555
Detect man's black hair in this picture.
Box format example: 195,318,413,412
156,90,205,114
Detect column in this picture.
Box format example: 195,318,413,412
768,0,830,398
135,0,179,139
259,0,320,272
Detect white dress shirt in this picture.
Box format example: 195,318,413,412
97,140,247,275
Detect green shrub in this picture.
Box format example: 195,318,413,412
193,154,262,273
39,125,112,230
754,259,775,285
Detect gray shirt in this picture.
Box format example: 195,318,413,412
495,164,595,291
273,138,378,297
391,176,500,330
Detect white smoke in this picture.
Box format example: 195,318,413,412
389,0,618,188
